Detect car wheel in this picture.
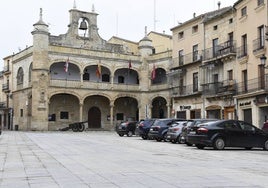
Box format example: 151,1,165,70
141,135,147,140
213,137,225,150
196,144,205,149
178,135,185,144
118,133,124,137
156,138,162,142
127,131,133,137
245,147,252,150
263,140,268,150
186,142,193,146
163,133,168,142
171,139,177,144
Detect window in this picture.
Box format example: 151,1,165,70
258,25,265,48
60,111,69,119
242,34,247,55
239,121,255,131
118,76,124,83
116,113,124,120
178,31,184,39
178,50,184,65
20,109,23,117
258,0,264,6
241,6,247,17
83,71,90,80
193,72,198,92
213,25,218,30
228,70,233,80
17,67,24,85
242,69,248,92
229,18,233,24
212,38,219,57
192,25,198,33
192,45,198,61
102,74,110,82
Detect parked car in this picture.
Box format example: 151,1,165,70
166,121,187,143
180,119,218,146
262,121,268,133
137,119,156,139
116,121,137,137
148,118,185,142
187,120,268,150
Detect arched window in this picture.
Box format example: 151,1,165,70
17,67,24,85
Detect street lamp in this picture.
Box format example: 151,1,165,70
260,54,267,68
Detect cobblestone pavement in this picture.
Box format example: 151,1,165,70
0,131,267,188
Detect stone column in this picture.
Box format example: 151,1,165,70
166,103,171,118
79,103,83,121
110,101,114,128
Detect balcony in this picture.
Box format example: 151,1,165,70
236,75,268,95
253,37,265,54
0,102,7,109
172,84,201,97
50,79,141,92
2,83,9,92
237,45,248,59
203,40,236,62
171,51,202,69
202,79,236,96
3,66,11,75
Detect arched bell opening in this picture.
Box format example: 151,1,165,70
78,17,89,37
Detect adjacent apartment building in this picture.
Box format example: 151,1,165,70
171,0,268,127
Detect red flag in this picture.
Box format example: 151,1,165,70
64,57,69,72
128,60,132,69
96,60,101,78
151,64,156,80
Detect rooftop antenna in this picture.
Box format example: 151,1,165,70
217,1,221,9
116,12,118,36
92,4,95,12
153,0,156,31
73,0,77,9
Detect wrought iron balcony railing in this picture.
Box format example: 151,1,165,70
203,40,236,61
253,37,265,52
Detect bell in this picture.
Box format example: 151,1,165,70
79,19,88,30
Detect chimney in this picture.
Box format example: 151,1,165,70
218,1,221,9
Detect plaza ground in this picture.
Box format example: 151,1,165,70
0,131,267,188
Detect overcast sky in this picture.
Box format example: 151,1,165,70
0,0,237,61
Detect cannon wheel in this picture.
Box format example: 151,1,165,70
78,123,85,132
72,123,79,132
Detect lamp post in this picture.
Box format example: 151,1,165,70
260,54,267,66
260,54,267,89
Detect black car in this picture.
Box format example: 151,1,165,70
187,120,268,150
116,121,137,137
148,118,185,142
137,119,156,139
180,119,217,146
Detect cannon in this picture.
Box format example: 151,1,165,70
60,121,88,132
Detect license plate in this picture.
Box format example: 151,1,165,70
189,131,196,134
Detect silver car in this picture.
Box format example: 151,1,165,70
166,121,187,143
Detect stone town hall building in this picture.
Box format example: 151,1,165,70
0,5,172,131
